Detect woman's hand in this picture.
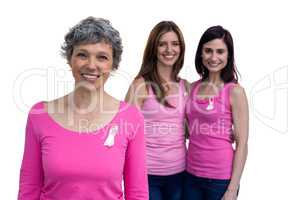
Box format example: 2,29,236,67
221,189,238,200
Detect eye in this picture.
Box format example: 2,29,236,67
158,42,166,47
217,49,226,54
76,52,87,59
172,41,180,46
97,55,108,61
203,48,212,54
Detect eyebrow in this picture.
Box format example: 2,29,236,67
203,47,226,50
75,49,111,57
159,40,179,42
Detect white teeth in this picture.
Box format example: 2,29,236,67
209,63,219,67
81,73,100,81
164,55,175,59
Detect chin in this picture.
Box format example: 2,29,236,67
75,80,103,91
207,66,225,73
208,68,221,72
162,61,176,67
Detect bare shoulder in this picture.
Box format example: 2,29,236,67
131,77,147,94
180,78,191,93
125,76,148,106
231,84,246,96
230,83,248,105
132,76,146,86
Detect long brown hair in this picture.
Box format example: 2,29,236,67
136,21,185,107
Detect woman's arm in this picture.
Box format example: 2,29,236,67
125,77,147,109
182,78,191,139
123,110,148,199
222,85,249,200
182,78,191,95
18,115,43,200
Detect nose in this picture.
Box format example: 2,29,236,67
87,57,98,70
210,52,218,62
165,44,172,53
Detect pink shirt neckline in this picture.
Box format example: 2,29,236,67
192,81,232,103
39,101,123,135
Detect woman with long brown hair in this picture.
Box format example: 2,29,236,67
126,21,189,200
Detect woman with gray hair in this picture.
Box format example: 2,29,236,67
18,17,148,200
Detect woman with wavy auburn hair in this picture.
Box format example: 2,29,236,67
126,21,189,200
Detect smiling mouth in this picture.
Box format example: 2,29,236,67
162,54,177,60
81,73,100,81
208,63,221,67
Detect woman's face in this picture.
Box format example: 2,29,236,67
156,31,181,68
202,38,228,74
69,41,113,90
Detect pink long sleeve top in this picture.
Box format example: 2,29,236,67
18,101,148,200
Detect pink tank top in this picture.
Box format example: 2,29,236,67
186,80,236,179
141,79,187,175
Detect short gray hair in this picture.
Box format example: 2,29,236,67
61,16,123,70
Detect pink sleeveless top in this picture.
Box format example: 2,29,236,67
186,80,236,179
141,79,187,175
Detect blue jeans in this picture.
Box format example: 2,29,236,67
183,172,232,200
148,171,185,200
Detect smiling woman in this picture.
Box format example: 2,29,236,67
125,21,189,200
184,26,249,200
70,42,113,87
18,17,148,200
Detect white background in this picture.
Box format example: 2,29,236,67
0,0,298,199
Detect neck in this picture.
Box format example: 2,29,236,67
69,86,105,112
207,72,223,86
157,63,173,82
